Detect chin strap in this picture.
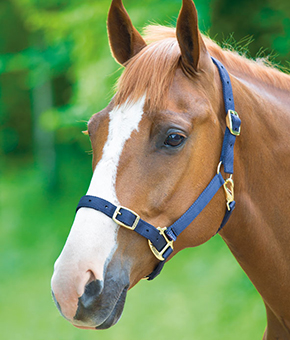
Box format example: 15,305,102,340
76,57,241,281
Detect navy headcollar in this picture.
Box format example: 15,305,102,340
76,57,241,280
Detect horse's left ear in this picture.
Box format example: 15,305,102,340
176,0,208,75
107,0,147,65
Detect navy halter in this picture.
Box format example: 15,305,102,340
76,57,241,280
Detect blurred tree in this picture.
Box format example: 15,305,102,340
211,0,290,67
1,0,74,189
0,0,31,163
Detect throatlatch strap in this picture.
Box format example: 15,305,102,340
75,57,241,281
165,172,225,241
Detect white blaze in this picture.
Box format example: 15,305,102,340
87,96,145,200
52,96,145,300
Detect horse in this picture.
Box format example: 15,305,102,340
51,0,290,338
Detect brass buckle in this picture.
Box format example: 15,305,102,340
148,227,174,261
226,110,241,136
112,206,140,230
223,177,234,211
217,162,235,211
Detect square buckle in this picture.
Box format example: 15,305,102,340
226,110,241,136
112,206,140,230
148,227,174,261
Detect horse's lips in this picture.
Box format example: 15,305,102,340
74,286,128,330
95,286,127,330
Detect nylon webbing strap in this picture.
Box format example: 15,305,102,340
211,57,234,113
211,57,241,174
165,172,225,241
76,196,174,261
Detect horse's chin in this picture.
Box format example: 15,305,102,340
73,285,128,330
95,286,127,329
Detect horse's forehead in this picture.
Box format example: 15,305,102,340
88,96,146,167
89,97,147,131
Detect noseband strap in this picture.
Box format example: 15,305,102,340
76,57,241,280
76,196,174,261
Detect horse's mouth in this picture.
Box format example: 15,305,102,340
73,285,128,330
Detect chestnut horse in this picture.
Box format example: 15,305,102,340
51,0,290,338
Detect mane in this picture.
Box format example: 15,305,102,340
115,25,290,112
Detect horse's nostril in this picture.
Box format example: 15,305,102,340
78,279,104,309
85,279,103,297
86,270,96,286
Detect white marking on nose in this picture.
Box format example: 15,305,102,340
51,96,145,320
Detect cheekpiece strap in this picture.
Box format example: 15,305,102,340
211,57,241,174
165,172,225,241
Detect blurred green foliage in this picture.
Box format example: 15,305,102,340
1,0,289,339
211,0,290,66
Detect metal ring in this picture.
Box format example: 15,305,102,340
217,161,222,174
217,161,233,180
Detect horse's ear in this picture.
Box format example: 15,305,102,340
176,0,208,75
107,0,147,65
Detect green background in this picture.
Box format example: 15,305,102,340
1,0,289,339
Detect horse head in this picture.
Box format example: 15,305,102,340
51,0,231,329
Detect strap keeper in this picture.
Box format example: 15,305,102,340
226,110,241,136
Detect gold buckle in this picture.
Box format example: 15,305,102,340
112,206,140,230
226,110,241,136
223,177,234,211
148,227,174,261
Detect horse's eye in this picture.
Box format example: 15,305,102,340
164,133,186,147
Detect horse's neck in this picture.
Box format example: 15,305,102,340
219,69,290,319
235,69,290,109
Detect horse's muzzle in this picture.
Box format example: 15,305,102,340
52,271,129,329
74,279,129,329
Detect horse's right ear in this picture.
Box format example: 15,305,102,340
107,0,147,65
